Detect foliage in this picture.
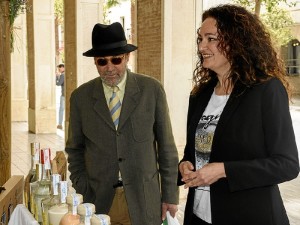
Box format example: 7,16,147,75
232,0,296,47
261,6,294,46
106,0,122,8
55,0,64,24
103,0,127,24
233,0,296,12
9,0,29,52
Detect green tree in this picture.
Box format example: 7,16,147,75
54,0,64,64
9,0,29,52
103,0,127,24
233,0,296,47
55,0,64,25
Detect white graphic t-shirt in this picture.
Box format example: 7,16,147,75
193,90,229,223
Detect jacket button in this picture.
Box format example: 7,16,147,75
118,158,123,162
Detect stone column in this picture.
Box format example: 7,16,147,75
64,0,103,138
162,0,203,146
0,0,11,185
135,0,202,147
11,14,28,122
27,0,56,133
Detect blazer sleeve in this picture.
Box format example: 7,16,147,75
65,90,95,202
225,79,299,191
154,82,179,204
177,94,196,186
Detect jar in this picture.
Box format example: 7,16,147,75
91,214,110,225
77,203,95,225
59,193,83,225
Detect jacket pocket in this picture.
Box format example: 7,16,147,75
73,175,95,203
131,114,154,142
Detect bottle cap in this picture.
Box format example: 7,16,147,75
91,214,110,225
30,142,40,156
77,203,95,217
66,193,83,206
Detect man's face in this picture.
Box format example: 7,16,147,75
94,53,129,87
58,66,64,73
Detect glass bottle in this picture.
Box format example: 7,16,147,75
48,181,69,225
42,174,61,225
24,142,40,209
90,214,110,225
59,193,83,225
30,163,42,216
34,148,52,223
78,203,95,225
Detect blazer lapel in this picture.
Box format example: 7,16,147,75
212,81,249,151
92,77,115,130
118,72,140,130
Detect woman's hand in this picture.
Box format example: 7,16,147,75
181,162,226,188
179,161,195,184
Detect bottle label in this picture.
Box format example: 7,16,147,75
84,216,91,225
42,148,52,170
60,181,68,203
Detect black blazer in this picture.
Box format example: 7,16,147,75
178,77,299,225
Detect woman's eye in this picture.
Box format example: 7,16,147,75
208,37,217,41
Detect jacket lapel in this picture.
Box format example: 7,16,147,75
118,71,140,130
211,81,249,154
92,77,116,130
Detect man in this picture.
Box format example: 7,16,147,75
65,22,179,225
56,63,65,129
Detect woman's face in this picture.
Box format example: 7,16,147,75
198,17,231,76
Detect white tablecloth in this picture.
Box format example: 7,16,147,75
8,204,39,225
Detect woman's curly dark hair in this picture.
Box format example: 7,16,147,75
192,4,291,98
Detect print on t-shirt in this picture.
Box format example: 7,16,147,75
195,114,220,162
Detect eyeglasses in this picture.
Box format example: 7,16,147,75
96,55,125,66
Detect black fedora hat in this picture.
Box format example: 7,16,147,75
83,22,137,57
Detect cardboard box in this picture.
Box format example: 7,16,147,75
0,176,24,225
51,151,67,181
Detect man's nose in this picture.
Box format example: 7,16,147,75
106,61,115,70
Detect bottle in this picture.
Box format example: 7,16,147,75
30,163,42,216
48,181,69,225
42,174,61,225
90,214,110,225
34,148,52,223
59,193,83,225
78,203,95,225
24,142,40,209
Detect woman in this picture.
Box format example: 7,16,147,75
178,4,299,225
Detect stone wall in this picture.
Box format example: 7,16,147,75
135,0,162,81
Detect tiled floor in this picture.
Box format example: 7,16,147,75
11,122,65,176
11,98,300,224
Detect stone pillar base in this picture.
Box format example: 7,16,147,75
12,100,29,122
28,108,56,133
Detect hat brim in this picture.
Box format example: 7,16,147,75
83,44,137,57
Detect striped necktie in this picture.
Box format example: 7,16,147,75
109,86,122,128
